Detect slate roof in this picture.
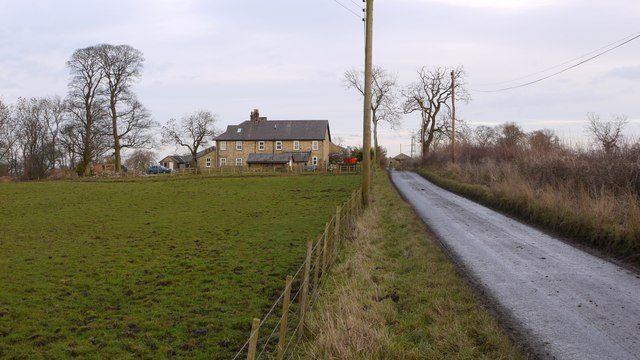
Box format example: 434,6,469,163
247,151,312,164
215,120,330,142
163,146,216,164
393,153,411,161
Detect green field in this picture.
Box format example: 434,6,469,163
0,175,360,359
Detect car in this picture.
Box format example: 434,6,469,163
147,165,172,174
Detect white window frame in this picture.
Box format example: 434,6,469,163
275,141,283,151
236,158,243,166
258,141,265,151
293,140,300,151
312,140,319,151
312,156,318,165
236,141,243,151
220,158,227,166
205,158,211,167
219,141,226,151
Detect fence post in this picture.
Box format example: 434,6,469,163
298,239,313,340
247,318,260,360
312,235,322,294
321,223,330,273
276,275,292,360
334,206,341,255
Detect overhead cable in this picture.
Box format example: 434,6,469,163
472,32,640,93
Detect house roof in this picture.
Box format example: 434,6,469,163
160,146,216,164
247,151,312,164
393,153,411,161
215,120,331,142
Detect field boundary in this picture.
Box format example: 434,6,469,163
232,187,364,360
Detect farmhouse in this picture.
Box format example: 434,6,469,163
159,146,217,170
214,109,334,170
389,153,411,168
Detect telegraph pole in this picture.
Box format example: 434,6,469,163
450,70,456,163
362,0,373,206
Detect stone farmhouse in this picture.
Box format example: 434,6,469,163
159,146,217,171
213,109,334,170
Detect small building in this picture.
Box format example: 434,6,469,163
159,146,217,171
389,153,411,168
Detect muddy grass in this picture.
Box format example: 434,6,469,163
0,174,360,359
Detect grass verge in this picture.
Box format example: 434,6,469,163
300,171,525,359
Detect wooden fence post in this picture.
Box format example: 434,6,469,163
298,239,313,340
247,318,260,360
334,206,341,255
312,235,322,294
276,275,292,360
321,222,330,273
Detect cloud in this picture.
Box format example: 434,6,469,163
606,65,640,80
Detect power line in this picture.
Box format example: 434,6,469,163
331,0,364,20
472,32,640,93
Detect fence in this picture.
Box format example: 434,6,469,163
232,187,364,360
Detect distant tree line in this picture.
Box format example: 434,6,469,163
0,44,157,179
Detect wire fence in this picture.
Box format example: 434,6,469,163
232,187,364,360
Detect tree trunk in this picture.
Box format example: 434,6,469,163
83,108,92,177
111,99,121,173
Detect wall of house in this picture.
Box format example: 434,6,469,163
216,134,331,167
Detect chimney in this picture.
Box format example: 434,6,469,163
250,109,267,123
250,109,259,123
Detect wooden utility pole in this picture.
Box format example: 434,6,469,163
362,0,374,206
451,70,456,163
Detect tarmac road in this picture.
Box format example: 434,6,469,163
389,170,640,360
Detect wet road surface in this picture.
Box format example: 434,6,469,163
390,170,640,360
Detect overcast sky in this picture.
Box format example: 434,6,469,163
1,0,639,157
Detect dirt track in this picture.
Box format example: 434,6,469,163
390,170,640,360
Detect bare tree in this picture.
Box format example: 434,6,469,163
345,66,400,165
108,97,157,151
474,125,498,148
528,129,559,154
14,97,52,179
586,113,627,154
497,122,526,148
162,110,218,170
97,44,145,172
66,45,106,176
402,66,469,157
40,96,66,170
0,99,19,175
125,149,156,174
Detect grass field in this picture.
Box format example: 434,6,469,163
0,174,360,359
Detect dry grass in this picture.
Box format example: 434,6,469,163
300,172,525,359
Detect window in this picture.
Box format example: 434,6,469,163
236,158,243,166
258,141,265,151
219,141,226,151
312,140,319,151
293,141,300,151
275,141,283,151
220,158,227,166
312,156,318,165
236,141,243,151
205,158,211,167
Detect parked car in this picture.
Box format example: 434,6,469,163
147,165,171,174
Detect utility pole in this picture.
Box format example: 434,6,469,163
362,0,373,206
450,70,456,163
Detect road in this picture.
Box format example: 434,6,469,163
389,170,640,360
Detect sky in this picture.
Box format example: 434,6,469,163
1,0,639,158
